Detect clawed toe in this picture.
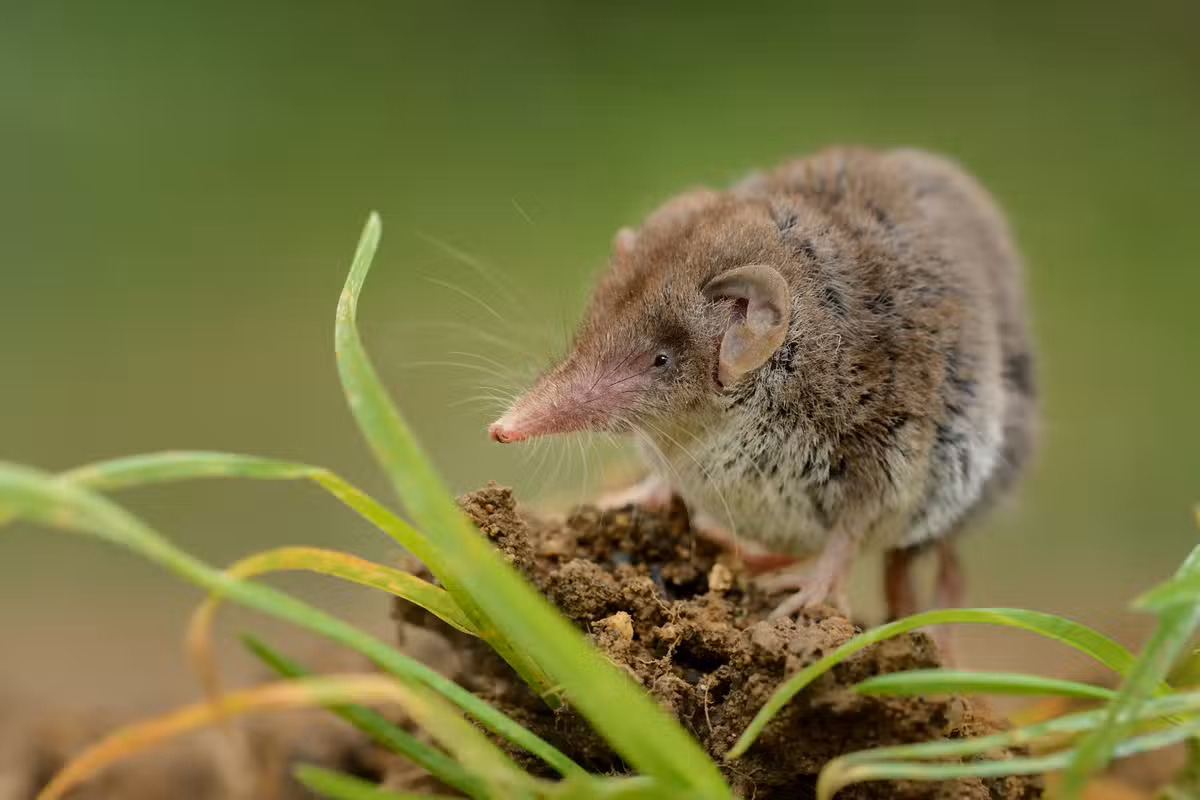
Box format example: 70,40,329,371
766,580,850,620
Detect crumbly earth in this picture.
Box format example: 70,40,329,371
393,483,1044,799
7,483,1049,799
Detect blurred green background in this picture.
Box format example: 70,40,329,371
2,1,1197,709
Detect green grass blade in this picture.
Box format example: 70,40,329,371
334,215,559,705
379,680,543,800
333,213,730,797
728,607,1139,759
1060,543,1200,796
300,764,691,800
836,687,1200,769
3,450,449,580
817,689,1200,799
817,716,1200,800
856,670,1118,702
215,546,475,635
295,765,460,800
548,777,670,800
0,462,585,780
1135,571,1200,612
6,450,547,687
243,635,485,798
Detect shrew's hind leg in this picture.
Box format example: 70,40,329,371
883,538,963,663
934,536,965,610
929,537,965,665
884,544,920,621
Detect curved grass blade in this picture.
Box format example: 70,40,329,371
34,675,539,800
553,777,677,799
817,688,1200,799
185,545,475,713
334,213,730,798
1136,569,1200,612
1,451,447,591
296,765,460,800
336,216,563,706
0,462,584,781
817,716,1200,800
856,670,1118,702
1060,543,1200,796
835,687,1200,770
728,608,1140,759
193,545,474,642
0,449,556,702
376,673,543,800
244,635,485,798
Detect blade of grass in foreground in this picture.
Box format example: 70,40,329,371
836,687,1200,769
0,463,584,780
296,765,459,800
334,213,730,798
728,607,1140,759
2,451,447,597
1059,543,1200,796
815,688,1200,799
0,449,557,703
185,545,475,711
33,675,540,800
817,715,1200,800
856,670,1118,703
1136,570,1200,612
192,545,474,639
243,635,485,798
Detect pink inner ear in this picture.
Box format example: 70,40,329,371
613,227,637,258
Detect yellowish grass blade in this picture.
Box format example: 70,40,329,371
0,462,584,779
185,545,475,724
35,675,541,800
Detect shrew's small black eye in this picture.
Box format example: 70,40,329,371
653,353,670,368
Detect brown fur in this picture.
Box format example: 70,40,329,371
495,146,1037,609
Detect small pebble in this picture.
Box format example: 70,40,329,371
707,562,734,593
594,611,634,642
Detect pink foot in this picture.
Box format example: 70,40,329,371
766,531,858,620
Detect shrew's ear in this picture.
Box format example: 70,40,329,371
612,227,637,259
702,264,791,387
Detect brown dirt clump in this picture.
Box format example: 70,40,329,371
395,483,1043,799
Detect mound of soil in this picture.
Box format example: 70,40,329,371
8,484,1046,799
395,484,1043,799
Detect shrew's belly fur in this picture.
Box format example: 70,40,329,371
637,422,840,555
638,406,1004,556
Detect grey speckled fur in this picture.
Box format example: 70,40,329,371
495,146,1037,587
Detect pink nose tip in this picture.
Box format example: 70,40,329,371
489,422,519,443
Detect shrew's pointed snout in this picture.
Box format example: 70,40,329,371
486,361,622,444
488,417,527,444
